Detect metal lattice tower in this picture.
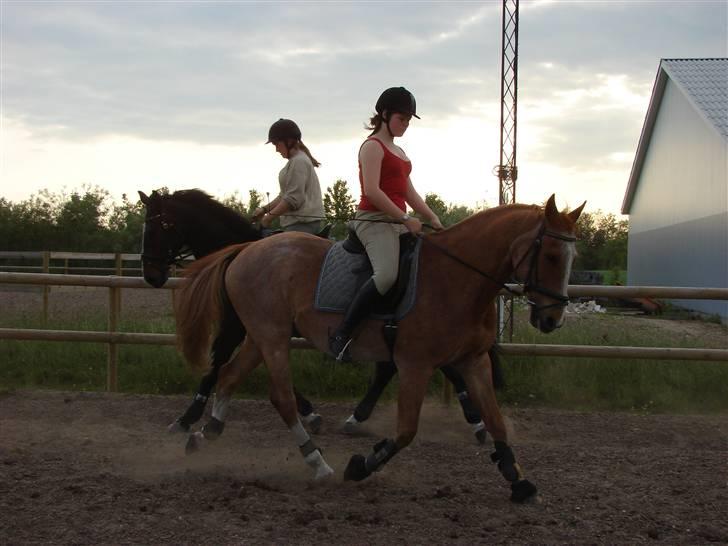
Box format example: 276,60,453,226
497,0,519,340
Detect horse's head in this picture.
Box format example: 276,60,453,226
509,194,585,333
139,190,185,288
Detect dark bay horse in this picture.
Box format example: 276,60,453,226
138,189,488,441
139,189,323,432
174,195,584,502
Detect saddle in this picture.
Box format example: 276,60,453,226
314,229,422,320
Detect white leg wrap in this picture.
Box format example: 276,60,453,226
471,420,486,433
345,414,360,425
291,420,310,446
304,449,334,479
302,412,321,425
290,420,333,479
212,395,230,422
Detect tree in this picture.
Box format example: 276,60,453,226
55,186,112,251
108,193,145,252
324,179,356,239
423,192,477,227
575,211,629,271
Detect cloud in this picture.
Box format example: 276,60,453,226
1,1,726,213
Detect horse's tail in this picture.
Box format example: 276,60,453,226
174,243,250,371
489,343,505,390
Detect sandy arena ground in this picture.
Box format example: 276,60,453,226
1,285,727,544
1,389,726,545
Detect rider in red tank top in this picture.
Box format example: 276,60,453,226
358,137,411,213
329,87,444,363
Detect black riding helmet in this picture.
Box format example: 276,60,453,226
375,87,420,119
266,118,302,144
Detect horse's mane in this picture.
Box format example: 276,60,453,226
167,189,255,233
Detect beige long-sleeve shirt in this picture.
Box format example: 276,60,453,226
278,152,325,228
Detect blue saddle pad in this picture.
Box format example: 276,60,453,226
314,238,422,321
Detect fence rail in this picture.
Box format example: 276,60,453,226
1,271,726,392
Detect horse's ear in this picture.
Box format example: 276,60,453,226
544,194,558,220
138,191,150,205
568,201,587,223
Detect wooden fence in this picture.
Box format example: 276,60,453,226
0,271,727,392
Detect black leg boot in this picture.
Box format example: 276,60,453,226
329,278,382,362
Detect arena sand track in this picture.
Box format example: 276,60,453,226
0,390,726,545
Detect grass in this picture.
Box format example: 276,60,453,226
1,307,726,413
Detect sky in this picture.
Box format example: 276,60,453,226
1,1,726,216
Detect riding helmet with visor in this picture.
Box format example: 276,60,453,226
375,87,420,119
266,118,302,144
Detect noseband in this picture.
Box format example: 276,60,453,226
514,223,576,312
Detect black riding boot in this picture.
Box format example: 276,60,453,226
329,278,382,362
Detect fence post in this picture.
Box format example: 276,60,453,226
115,253,123,316
107,286,120,391
42,251,50,323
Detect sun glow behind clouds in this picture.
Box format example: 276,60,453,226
2,106,633,215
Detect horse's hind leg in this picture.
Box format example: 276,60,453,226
264,345,334,480
458,353,538,503
344,365,431,481
344,361,397,433
185,337,262,454
440,365,487,444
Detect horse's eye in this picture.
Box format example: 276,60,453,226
161,221,169,229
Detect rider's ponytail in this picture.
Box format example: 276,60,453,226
295,141,321,168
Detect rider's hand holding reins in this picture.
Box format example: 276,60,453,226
428,215,444,231
403,216,423,234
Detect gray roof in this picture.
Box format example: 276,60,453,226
621,58,728,214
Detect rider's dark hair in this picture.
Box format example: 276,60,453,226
365,113,384,136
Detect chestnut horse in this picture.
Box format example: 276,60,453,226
139,189,490,442
174,195,584,502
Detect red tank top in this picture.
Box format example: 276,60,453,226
358,137,412,213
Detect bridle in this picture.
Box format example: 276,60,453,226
141,212,193,268
512,223,576,312
421,221,576,311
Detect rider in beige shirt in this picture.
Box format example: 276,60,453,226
253,119,325,234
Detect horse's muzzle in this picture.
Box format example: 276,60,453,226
529,306,563,333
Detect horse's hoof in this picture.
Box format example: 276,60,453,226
344,454,370,482
167,419,189,434
474,428,488,445
510,479,538,503
307,414,323,435
314,461,335,480
185,432,204,455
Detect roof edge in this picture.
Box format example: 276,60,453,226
621,62,668,214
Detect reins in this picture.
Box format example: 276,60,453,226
420,221,576,309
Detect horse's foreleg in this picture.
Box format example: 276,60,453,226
265,346,333,480
170,315,245,433
294,389,323,434
458,354,538,503
344,365,431,482
185,338,261,454
440,365,487,444
168,366,220,433
344,361,397,432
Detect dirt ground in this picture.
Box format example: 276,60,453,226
1,389,726,545
2,286,727,544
